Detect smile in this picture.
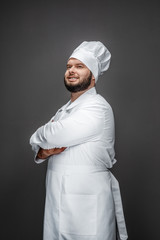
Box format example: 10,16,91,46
67,77,79,82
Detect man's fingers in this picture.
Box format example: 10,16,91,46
37,150,48,159
59,147,66,151
37,147,67,159
53,147,66,154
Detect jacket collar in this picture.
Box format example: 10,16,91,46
60,87,97,111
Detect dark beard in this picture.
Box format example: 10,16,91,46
64,71,92,93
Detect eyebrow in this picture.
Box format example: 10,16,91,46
67,63,85,67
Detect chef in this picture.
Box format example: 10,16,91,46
30,41,128,240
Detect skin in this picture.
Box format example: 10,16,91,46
37,58,95,159
37,147,66,159
65,58,95,102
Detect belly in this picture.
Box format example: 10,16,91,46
43,165,116,240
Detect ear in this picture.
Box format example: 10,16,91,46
91,77,96,87
91,72,94,80
91,74,95,82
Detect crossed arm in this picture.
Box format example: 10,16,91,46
35,118,66,160
30,104,105,161
36,147,66,159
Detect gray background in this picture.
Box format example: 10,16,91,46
1,0,160,239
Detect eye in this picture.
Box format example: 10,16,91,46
77,65,83,68
67,65,71,69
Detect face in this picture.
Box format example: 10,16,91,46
64,58,94,93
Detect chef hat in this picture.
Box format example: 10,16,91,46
69,41,111,82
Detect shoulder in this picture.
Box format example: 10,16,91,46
81,92,112,111
96,94,112,109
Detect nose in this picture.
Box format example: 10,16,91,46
68,66,75,74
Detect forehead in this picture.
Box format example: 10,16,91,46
67,58,85,65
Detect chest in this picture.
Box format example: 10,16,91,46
53,107,77,122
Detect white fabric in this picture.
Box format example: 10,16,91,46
69,41,111,82
30,87,128,240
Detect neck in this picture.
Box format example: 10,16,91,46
71,85,94,102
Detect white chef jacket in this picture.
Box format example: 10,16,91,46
30,87,128,240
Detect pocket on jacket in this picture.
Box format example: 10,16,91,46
60,193,97,236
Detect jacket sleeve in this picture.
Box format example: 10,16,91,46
29,104,107,149
31,144,47,164
30,115,55,163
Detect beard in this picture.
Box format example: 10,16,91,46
64,71,92,93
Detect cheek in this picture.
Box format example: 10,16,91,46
80,69,90,77
80,72,89,79
64,71,68,77
77,70,86,77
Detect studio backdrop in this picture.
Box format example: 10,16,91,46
0,0,160,239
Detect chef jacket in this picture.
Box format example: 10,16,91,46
30,87,128,240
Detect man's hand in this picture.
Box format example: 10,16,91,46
36,147,66,159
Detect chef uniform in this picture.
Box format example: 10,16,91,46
30,41,128,240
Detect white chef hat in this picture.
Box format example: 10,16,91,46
69,41,111,82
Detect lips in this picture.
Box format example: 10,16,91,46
67,76,79,82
